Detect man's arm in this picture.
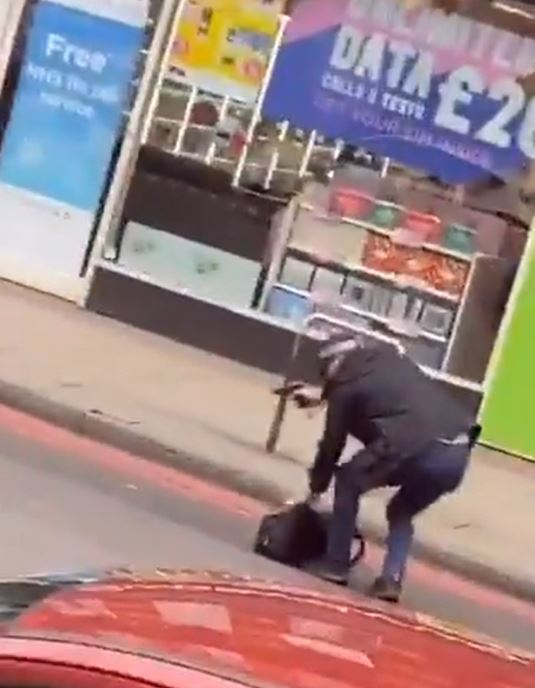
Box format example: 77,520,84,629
308,390,350,495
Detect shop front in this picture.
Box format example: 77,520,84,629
86,0,535,448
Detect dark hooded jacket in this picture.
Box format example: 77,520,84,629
309,341,474,494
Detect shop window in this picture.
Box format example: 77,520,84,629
142,62,342,196
260,162,530,386
89,0,535,423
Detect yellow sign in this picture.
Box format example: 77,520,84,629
168,0,285,103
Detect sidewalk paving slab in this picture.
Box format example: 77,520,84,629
0,281,533,601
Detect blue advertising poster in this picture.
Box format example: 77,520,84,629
0,0,144,211
263,0,535,183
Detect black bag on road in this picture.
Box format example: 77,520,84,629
254,501,365,568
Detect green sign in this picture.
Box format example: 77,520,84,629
479,231,535,461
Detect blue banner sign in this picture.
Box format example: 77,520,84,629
263,0,535,183
0,0,144,210
0,0,146,287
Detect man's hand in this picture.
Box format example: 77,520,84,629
293,387,323,409
273,381,305,398
308,466,330,497
272,382,323,409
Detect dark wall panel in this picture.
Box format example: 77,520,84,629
121,148,283,261
88,267,319,379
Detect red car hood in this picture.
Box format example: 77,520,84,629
1,569,533,688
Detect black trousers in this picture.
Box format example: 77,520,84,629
326,441,470,579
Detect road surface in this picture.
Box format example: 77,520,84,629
0,403,532,653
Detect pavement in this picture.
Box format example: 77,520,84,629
0,281,533,602
1,404,535,651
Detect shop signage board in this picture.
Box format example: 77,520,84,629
479,232,535,462
263,0,535,183
168,0,285,103
0,0,147,297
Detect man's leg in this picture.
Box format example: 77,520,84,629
376,479,445,598
372,442,469,602
319,459,366,585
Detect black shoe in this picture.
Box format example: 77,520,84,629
369,576,402,603
311,561,349,586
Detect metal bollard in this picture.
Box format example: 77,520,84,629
265,321,310,453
